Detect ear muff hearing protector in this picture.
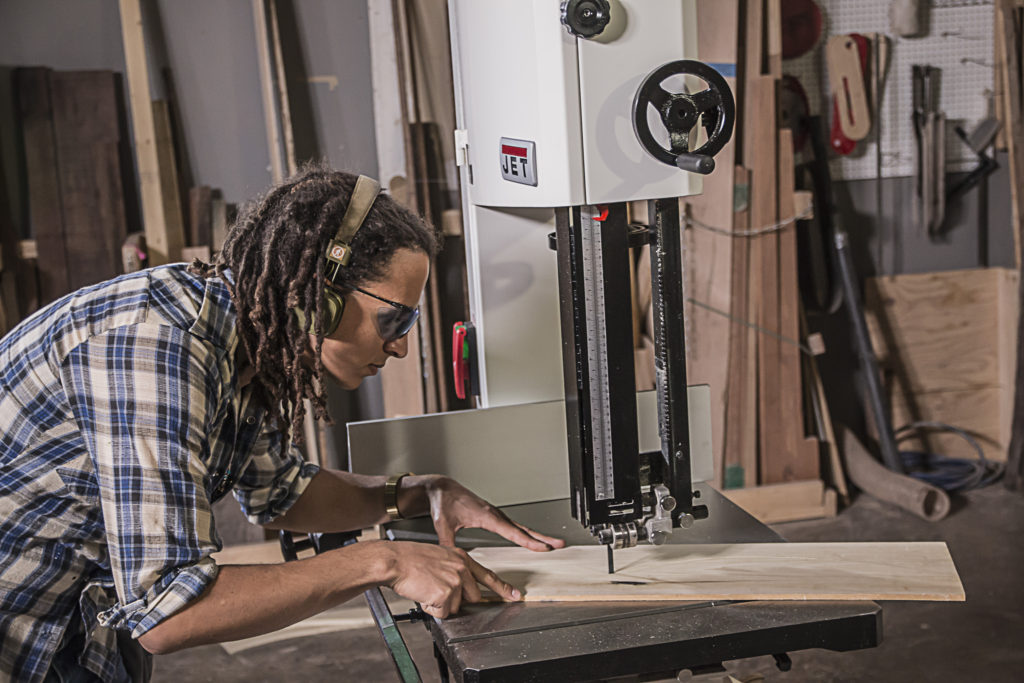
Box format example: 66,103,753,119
293,175,381,336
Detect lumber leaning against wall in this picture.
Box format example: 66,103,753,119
866,267,1019,462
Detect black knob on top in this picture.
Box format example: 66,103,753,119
560,0,611,39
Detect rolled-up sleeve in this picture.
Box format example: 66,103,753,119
59,323,225,638
232,428,319,525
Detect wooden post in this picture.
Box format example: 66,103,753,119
684,0,739,487
118,0,184,265
999,0,1024,489
777,128,820,481
368,0,428,418
252,0,290,183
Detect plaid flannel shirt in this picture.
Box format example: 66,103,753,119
0,264,319,682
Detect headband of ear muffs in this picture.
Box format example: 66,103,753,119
293,175,382,336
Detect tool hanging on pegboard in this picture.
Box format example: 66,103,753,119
826,34,872,155
912,65,946,235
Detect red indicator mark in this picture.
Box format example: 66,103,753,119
501,144,528,157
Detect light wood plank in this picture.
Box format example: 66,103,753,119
471,542,964,602
685,0,739,487
118,0,184,265
151,99,185,256
723,166,755,488
801,306,850,502
750,74,781,483
252,0,286,183
717,480,836,524
777,128,819,480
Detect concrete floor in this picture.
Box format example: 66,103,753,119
153,485,1024,682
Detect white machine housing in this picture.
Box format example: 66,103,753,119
451,0,701,209
450,0,703,408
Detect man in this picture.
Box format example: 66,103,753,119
0,166,564,682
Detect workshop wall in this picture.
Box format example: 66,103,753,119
0,0,380,216
792,3,1016,452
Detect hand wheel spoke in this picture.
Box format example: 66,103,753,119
648,85,673,111
690,88,722,113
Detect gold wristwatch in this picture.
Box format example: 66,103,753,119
384,472,413,521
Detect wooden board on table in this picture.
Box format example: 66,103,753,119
471,542,964,602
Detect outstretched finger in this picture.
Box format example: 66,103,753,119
512,521,566,550
481,511,561,552
467,556,522,602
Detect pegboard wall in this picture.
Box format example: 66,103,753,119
785,0,995,180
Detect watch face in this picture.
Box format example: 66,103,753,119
500,137,537,186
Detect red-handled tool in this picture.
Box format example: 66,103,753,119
452,322,471,400
827,33,870,155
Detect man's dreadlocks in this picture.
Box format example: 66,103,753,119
190,163,439,442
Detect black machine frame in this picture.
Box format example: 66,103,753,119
553,199,707,547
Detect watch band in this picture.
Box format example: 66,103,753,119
384,472,413,521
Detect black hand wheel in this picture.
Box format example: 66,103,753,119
632,60,735,175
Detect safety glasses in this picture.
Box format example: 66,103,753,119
351,286,420,342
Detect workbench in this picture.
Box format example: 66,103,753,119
381,483,881,682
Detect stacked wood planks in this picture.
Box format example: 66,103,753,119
673,1,839,520
14,68,133,310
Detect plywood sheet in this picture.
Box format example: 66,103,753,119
865,267,1018,462
471,542,964,602
865,268,1018,395
890,386,1006,462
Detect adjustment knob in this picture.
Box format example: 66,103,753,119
560,0,611,39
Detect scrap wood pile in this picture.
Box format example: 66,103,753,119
0,48,231,334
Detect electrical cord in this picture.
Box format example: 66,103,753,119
894,421,1005,492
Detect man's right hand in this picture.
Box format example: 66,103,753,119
373,540,521,618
